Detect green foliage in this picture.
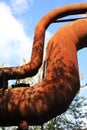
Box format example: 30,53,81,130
43,94,87,130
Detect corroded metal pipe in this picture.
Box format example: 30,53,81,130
0,3,87,126
0,3,87,80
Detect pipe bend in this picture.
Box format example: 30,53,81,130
0,3,87,80
0,4,87,125
1,17,87,125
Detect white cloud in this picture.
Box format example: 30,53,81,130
10,0,33,14
0,2,33,66
0,2,53,68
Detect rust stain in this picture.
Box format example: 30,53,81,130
0,3,87,126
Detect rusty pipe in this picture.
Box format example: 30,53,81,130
0,3,87,80
0,18,87,126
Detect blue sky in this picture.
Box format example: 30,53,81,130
0,0,87,91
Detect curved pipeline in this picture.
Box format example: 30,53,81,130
0,3,87,80
0,11,87,127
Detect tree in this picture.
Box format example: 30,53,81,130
44,93,87,130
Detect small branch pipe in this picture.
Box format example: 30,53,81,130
53,16,87,23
